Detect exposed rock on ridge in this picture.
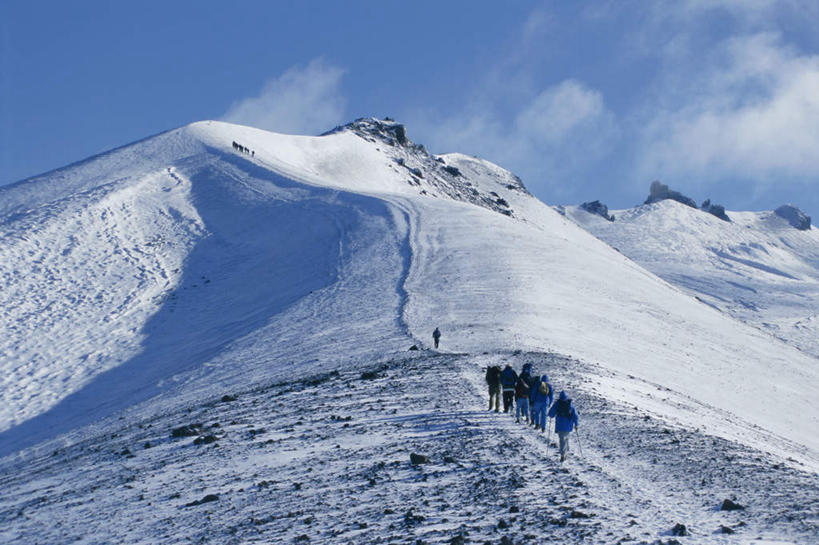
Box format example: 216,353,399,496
325,117,529,217
775,204,811,230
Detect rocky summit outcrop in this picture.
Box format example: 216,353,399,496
580,200,615,221
325,117,529,217
644,181,697,209
774,204,811,230
700,199,730,222
644,181,730,221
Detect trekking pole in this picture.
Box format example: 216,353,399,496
575,427,584,458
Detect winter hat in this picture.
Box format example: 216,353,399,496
558,391,568,400
541,375,549,382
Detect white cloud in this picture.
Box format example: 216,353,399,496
414,79,618,199
222,59,346,135
515,80,608,144
638,32,819,185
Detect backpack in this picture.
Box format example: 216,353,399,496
538,382,550,396
556,398,571,419
486,366,501,384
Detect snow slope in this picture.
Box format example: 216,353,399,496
1,118,818,542
564,201,819,358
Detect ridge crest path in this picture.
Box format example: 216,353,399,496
1,350,816,544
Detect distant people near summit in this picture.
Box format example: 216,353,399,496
432,327,441,349
548,391,580,462
485,365,501,412
231,140,254,156
500,364,518,414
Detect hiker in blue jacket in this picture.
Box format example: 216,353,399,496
500,364,518,413
531,375,553,432
548,391,579,462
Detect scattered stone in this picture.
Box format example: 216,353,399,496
443,165,461,177
404,509,425,525
497,518,509,529
449,535,465,545
143,441,151,449
193,435,217,445
171,424,201,438
719,525,735,534
443,455,457,464
410,453,430,465
570,510,591,519
670,523,688,536
220,394,238,403
409,345,419,351
185,494,219,507
294,535,310,543
720,499,745,511
500,536,514,545
361,370,380,380
509,505,519,513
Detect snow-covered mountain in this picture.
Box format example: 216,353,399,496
1,119,817,544
564,197,819,359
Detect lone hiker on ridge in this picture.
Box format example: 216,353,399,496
433,327,441,349
548,391,579,462
485,365,502,412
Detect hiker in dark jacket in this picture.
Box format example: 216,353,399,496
485,365,502,412
524,369,539,424
500,364,518,413
531,375,553,432
514,374,531,423
432,327,441,349
548,391,579,462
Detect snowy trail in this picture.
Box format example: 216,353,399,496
2,350,816,544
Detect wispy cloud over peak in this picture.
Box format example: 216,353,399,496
223,59,347,135
639,32,819,186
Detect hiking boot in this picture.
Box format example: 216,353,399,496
560,454,566,462
515,418,520,423
541,427,545,433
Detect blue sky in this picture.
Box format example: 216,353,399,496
2,1,819,219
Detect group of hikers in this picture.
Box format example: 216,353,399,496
231,140,255,157
485,362,580,462
428,328,579,462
